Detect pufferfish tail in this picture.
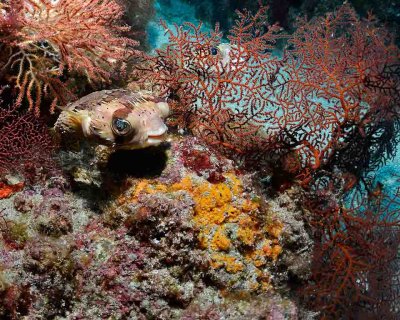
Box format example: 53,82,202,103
54,110,90,137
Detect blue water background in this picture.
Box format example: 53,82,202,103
147,0,213,51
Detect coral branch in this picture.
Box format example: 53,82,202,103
0,104,56,180
303,179,400,318
145,6,285,161
0,0,139,114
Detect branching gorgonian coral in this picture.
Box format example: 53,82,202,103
0,0,139,114
148,4,400,187
146,6,285,160
0,103,56,180
146,5,400,317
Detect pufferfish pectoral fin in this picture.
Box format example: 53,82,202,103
54,110,90,137
90,119,115,143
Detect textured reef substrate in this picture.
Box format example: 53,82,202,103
0,135,315,319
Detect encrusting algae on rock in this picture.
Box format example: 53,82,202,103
0,181,24,199
0,134,310,318
112,136,286,293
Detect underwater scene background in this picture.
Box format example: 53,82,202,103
0,0,399,319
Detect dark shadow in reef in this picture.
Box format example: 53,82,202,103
105,142,170,179
68,143,170,212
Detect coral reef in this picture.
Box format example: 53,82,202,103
147,4,400,187
0,2,398,319
145,6,284,164
0,135,312,319
144,4,400,318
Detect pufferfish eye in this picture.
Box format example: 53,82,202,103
112,118,131,136
210,47,218,56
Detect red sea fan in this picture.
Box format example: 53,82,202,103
303,182,400,319
0,0,139,114
146,6,285,160
0,104,56,180
148,4,400,184
145,4,400,318
277,4,400,183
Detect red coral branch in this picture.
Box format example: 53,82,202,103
281,4,400,183
145,6,286,160
145,7,400,317
303,181,400,318
0,104,56,181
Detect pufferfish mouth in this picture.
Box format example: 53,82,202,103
146,126,168,144
147,133,167,144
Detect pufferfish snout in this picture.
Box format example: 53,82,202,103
54,89,170,149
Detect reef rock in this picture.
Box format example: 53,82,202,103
0,135,314,319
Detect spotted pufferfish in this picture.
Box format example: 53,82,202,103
54,89,170,149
